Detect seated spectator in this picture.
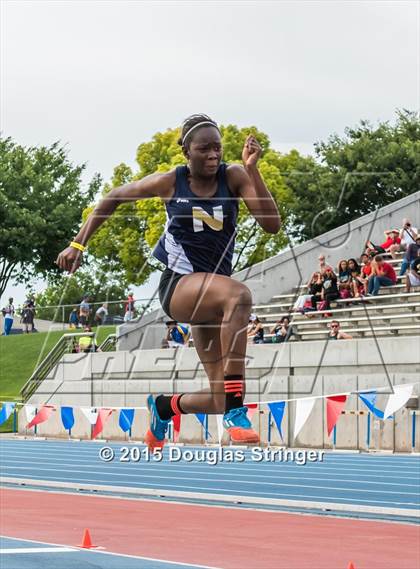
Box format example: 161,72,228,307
267,316,294,343
69,308,79,329
165,320,190,347
307,254,334,286
365,229,401,257
360,253,372,276
367,255,397,296
400,236,420,276
315,267,339,310
328,320,353,340
405,248,420,293
398,219,418,253
247,314,264,344
78,326,99,353
337,260,352,299
293,272,323,312
348,258,365,297
94,303,108,326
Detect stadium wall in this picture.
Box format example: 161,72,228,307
18,336,420,451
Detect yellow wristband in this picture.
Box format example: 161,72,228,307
70,241,86,252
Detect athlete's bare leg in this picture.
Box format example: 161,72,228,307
168,272,252,414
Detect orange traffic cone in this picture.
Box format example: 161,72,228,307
348,563,356,569
79,528,97,549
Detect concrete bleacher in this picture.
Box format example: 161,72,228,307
253,253,420,341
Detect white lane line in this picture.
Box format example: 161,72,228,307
2,464,418,496
2,453,419,478
0,547,76,554
0,536,220,568
2,479,418,517
1,459,416,487
2,444,419,464
2,475,419,509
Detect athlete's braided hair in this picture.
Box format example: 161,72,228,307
178,113,220,148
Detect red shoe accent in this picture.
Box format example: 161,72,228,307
144,429,166,451
226,426,260,444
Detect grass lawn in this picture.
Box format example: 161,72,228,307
0,326,115,432
0,326,116,401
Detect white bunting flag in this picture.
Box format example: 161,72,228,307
383,384,413,419
294,398,316,440
216,414,224,445
25,405,37,424
81,407,98,425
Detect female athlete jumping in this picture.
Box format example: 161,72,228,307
56,114,281,448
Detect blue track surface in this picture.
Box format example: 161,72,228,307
1,439,419,517
0,536,212,569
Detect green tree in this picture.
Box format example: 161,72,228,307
0,137,101,298
286,109,420,242
85,124,292,282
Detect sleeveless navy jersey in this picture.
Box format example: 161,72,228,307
152,163,238,276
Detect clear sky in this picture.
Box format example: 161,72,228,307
1,0,419,306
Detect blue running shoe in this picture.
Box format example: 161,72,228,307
145,394,170,451
223,406,259,443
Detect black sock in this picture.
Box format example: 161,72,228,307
155,394,185,420
224,375,244,412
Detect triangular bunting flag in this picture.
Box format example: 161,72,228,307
92,408,113,439
61,406,75,431
172,414,181,443
81,407,98,425
326,395,347,436
0,402,15,427
245,403,258,420
383,384,413,419
358,391,384,419
26,405,55,429
195,413,211,438
294,398,316,440
119,409,135,433
25,405,36,424
267,401,286,440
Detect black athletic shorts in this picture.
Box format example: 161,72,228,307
159,267,187,319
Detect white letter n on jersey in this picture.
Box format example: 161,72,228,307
192,205,223,232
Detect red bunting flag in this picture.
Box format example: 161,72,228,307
172,414,181,443
326,395,347,436
245,403,258,420
26,405,55,429
92,408,113,439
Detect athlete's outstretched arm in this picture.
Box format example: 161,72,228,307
228,135,281,234
55,171,174,273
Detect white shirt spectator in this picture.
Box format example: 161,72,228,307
95,305,108,324
400,220,417,249
3,303,14,320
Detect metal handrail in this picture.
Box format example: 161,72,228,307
20,333,94,402
99,334,117,352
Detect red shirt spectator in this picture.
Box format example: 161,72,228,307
362,264,372,277
377,261,397,284
380,235,401,250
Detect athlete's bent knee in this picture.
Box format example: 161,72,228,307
224,284,252,315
